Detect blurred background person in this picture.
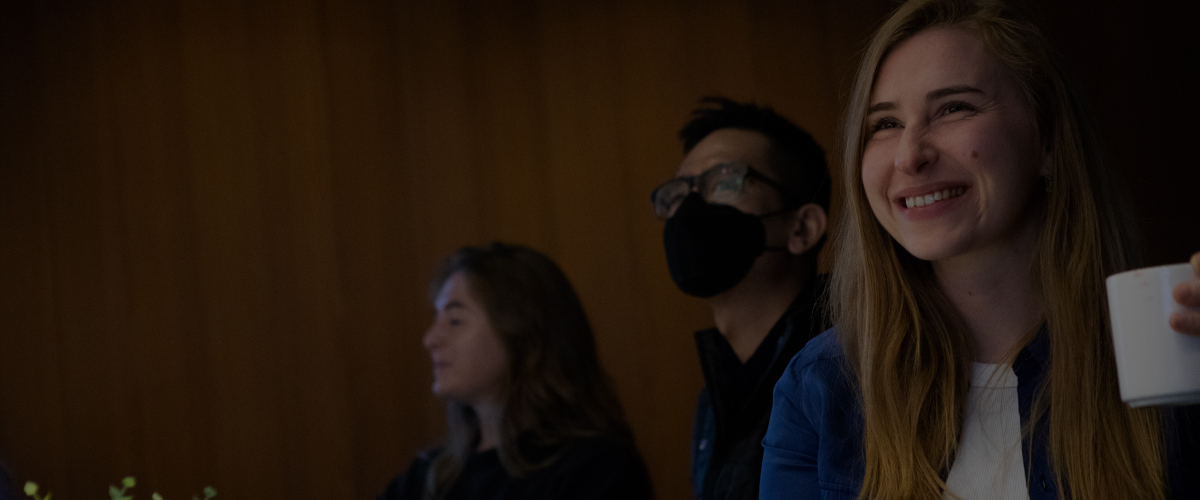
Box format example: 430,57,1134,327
380,243,653,500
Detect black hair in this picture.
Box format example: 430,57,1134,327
679,96,831,211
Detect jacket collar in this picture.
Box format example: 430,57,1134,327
694,276,827,434
1012,324,1050,381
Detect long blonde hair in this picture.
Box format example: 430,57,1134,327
831,0,1164,498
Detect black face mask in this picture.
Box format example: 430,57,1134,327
663,193,785,298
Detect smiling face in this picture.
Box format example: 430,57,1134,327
861,27,1048,262
423,272,509,407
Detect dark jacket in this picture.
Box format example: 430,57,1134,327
0,460,13,500
380,436,653,500
691,277,827,500
760,328,1200,499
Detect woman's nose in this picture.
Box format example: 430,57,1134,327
422,326,441,349
894,127,935,175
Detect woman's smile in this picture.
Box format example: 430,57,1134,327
861,27,1047,262
892,183,972,222
898,185,967,209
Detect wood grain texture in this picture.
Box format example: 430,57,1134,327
0,1,1194,499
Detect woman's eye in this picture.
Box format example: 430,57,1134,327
942,101,976,115
869,117,899,134
447,318,463,326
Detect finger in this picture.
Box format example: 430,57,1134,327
1191,251,1200,276
1175,280,1200,308
1169,310,1200,336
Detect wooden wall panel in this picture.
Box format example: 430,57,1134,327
1,1,1194,499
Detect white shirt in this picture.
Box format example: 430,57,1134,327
944,363,1028,500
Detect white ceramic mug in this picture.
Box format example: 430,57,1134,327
1106,263,1200,407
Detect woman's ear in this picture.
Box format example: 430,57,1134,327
787,204,828,256
1040,138,1053,176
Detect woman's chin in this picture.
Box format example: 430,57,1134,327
431,382,454,400
895,238,969,263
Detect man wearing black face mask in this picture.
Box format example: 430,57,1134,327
652,97,830,500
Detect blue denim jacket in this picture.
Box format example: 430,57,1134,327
761,328,1200,499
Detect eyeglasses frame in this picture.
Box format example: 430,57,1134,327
650,161,803,219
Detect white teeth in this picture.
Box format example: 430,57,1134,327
904,187,965,209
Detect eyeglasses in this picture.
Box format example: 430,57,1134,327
650,162,799,220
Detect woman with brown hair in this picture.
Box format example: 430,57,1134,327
380,243,652,500
759,0,1200,498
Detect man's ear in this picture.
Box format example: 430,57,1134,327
786,204,827,256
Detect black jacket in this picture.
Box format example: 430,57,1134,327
381,436,653,500
691,277,826,500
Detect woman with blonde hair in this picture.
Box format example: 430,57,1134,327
760,0,1200,498
381,243,653,500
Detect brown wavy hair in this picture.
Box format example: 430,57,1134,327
422,243,636,499
830,0,1164,498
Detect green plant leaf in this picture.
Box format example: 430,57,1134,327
153,493,164,500
123,477,136,488
110,485,122,500
23,482,37,496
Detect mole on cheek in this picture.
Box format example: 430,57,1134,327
971,150,979,158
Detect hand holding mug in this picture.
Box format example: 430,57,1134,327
1170,252,1200,336
1106,257,1200,406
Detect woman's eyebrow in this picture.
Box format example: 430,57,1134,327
867,101,896,114
927,84,983,100
867,85,984,115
